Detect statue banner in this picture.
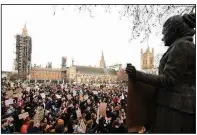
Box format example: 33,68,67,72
126,78,156,133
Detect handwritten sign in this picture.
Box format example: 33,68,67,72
34,106,44,123
93,91,98,95
10,82,14,88
41,93,45,99
13,93,23,98
67,94,72,100
18,112,29,119
6,91,13,98
26,87,30,92
84,95,88,100
73,90,76,96
99,102,107,116
79,119,86,133
56,94,61,99
76,109,82,118
121,93,124,99
5,99,14,106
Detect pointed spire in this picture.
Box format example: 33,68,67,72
101,50,104,58
72,58,74,66
22,22,28,37
100,50,106,68
24,22,27,29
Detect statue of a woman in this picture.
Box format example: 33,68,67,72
126,13,196,133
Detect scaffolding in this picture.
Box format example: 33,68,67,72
15,24,32,80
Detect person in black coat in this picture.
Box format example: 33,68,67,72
126,13,196,133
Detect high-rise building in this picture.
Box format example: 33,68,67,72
15,23,32,77
61,56,67,68
100,50,106,68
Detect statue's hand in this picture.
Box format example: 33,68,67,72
126,64,136,80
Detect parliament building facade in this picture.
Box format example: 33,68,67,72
67,51,117,84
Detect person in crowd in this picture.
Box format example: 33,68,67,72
1,80,128,134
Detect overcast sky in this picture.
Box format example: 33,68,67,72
2,5,168,71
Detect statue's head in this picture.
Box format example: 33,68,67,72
162,13,195,46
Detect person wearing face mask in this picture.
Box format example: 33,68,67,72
126,13,196,133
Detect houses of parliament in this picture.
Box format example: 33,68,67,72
3,24,157,82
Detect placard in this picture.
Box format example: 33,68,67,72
5,99,14,106
13,93,23,98
79,119,86,133
6,90,13,98
22,83,27,89
26,87,30,92
121,93,124,100
41,93,45,99
34,106,44,123
67,94,72,100
99,102,107,116
56,94,61,99
10,82,14,88
92,91,98,95
18,112,29,119
84,95,88,100
76,109,82,118
73,90,76,96
16,88,23,93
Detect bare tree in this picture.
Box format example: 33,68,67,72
52,5,195,42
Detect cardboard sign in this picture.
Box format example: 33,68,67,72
5,99,14,106
84,95,88,100
18,112,29,119
41,93,45,99
56,94,61,99
67,94,72,100
22,83,27,89
79,119,86,133
15,88,23,93
99,102,107,116
121,93,124,100
93,91,98,95
76,109,82,118
6,91,13,98
26,87,30,92
10,82,14,88
34,106,44,123
73,90,76,96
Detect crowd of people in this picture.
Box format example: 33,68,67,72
1,79,133,133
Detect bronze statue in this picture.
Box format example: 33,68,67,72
126,13,196,133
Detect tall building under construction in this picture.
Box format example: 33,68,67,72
15,24,32,77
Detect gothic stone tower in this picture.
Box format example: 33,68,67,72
100,50,106,68
141,47,154,70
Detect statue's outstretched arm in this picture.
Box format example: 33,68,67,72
135,40,193,88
